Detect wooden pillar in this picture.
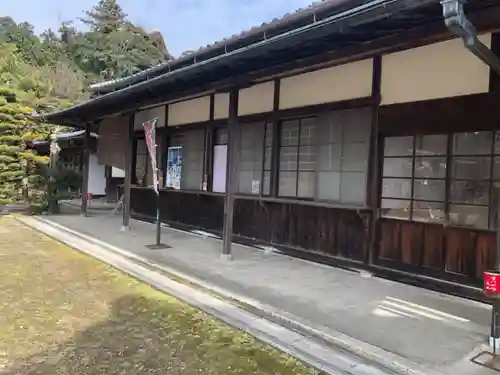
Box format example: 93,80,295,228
222,88,239,258
204,94,215,192
131,135,138,185
270,79,281,197
366,56,382,265
81,124,91,216
122,114,134,230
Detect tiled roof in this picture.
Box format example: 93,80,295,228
89,0,358,91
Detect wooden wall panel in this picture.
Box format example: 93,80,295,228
376,219,495,286
445,228,475,276
233,199,367,261
131,188,224,232
97,115,128,169
378,219,401,260
475,232,495,278
400,222,423,265
130,187,156,218
422,225,445,269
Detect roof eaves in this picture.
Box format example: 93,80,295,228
42,0,442,125
88,0,364,93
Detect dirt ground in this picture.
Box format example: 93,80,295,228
0,216,321,375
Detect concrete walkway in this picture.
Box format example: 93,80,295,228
19,211,499,375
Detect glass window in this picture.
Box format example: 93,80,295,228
381,199,411,220
412,201,445,223
414,157,446,178
278,118,317,198
384,137,413,157
453,131,492,155
381,131,497,229
415,134,447,156
135,138,148,186
383,158,412,178
314,108,370,204
236,122,272,195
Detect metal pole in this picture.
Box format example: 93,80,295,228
155,190,161,246
222,88,239,259
493,191,500,354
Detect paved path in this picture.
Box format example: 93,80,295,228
22,212,499,374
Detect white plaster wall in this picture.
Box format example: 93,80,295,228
238,81,275,116
381,34,492,105
134,105,166,130
279,59,373,109
168,96,210,125
214,93,229,119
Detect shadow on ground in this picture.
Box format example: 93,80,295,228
2,294,315,375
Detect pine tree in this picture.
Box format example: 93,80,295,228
0,44,54,205
80,0,128,34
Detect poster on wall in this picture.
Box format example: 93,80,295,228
166,146,182,189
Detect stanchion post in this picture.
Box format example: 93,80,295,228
486,189,500,354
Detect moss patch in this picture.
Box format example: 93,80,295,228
0,217,322,375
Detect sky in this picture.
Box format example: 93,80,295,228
0,0,314,56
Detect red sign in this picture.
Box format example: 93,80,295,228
484,271,500,295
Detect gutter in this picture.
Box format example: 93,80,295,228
441,0,500,75
39,0,440,125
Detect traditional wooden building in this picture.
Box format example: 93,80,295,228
36,0,500,298
30,131,125,200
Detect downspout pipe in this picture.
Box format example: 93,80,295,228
441,0,500,75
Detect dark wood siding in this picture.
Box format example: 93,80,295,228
376,218,495,286
131,188,224,232
233,199,368,261
131,187,369,263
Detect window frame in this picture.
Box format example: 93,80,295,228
276,109,371,206
234,120,273,196
380,131,500,230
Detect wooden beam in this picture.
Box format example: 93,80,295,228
122,114,134,230
222,88,239,258
81,124,91,216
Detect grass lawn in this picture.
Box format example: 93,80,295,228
0,216,322,375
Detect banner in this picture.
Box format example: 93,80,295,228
142,118,159,195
